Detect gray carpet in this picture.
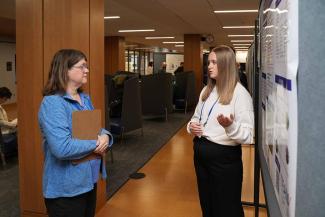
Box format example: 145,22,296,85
0,156,20,217
0,111,192,216
106,111,192,198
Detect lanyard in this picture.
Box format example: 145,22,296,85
199,96,220,127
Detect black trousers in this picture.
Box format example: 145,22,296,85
193,137,244,217
44,184,97,217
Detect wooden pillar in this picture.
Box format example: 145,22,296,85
104,36,125,74
184,34,203,96
16,0,105,216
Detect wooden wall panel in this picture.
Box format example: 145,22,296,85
16,0,46,214
184,34,203,96
43,0,90,92
104,36,125,74
89,0,107,210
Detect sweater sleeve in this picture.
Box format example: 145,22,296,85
0,119,17,128
186,87,206,134
224,88,254,144
38,96,97,160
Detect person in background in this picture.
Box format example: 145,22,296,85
0,87,18,152
237,62,248,91
158,61,167,73
38,49,113,217
146,61,153,75
174,61,184,75
187,45,254,217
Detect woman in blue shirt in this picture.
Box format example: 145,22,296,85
38,49,113,217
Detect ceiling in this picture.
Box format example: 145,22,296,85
104,0,260,52
0,0,259,51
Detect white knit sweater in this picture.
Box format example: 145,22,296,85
187,83,254,146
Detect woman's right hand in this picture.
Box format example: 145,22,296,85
189,122,203,137
94,134,109,155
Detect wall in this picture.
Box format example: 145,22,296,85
0,42,16,103
236,51,248,63
166,53,183,74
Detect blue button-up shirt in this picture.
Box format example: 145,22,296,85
38,93,113,198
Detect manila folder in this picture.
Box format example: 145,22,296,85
71,109,101,164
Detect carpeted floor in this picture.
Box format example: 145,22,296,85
0,156,20,217
0,111,192,216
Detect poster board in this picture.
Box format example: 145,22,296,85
259,0,298,216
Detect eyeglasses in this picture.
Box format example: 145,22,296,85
72,64,89,71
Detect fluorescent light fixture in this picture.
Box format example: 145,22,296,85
134,47,152,50
118,29,155,33
125,44,138,47
228,35,254,37
233,44,251,46
263,8,288,14
214,10,258,13
145,36,175,39
104,16,120,19
231,40,254,42
264,25,274,29
223,26,255,29
175,44,184,47
162,41,184,44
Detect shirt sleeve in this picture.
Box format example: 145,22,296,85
38,96,97,160
187,87,206,134
0,109,17,128
0,119,17,128
99,128,114,147
224,89,255,144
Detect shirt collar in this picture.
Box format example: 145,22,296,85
62,92,88,101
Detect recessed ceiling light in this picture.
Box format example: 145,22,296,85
145,36,175,39
118,29,155,33
214,10,258,13
104,16,120,19
228,35,254,37
134,47,152,50
231,40,254,42
162,41,184,44
223,26,255,29
233,44,251,46
175,45,184,47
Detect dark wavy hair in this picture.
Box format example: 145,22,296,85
42,49,87,96
0,87,12,99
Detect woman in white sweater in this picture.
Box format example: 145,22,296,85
188,45,254,217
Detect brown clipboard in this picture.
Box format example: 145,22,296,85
71,109,102,165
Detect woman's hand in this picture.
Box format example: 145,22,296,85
217,114,234,128
94,134,109,155
189,122,203,137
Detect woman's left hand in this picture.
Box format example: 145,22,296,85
94,134,109,155
217,114,234,128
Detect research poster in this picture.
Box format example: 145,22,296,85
260,0,298,216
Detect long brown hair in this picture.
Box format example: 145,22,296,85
42,49,87,96
202,45,238,104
